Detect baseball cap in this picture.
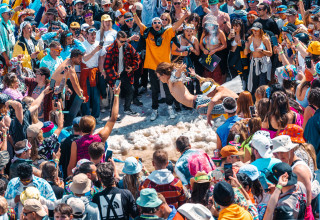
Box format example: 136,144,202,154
266,162,297,186
208,0,219,5
220,145,244,158
69,173,91,194
101,0,111,5
27,123,44,138
251,22,263,30
81,23,89,31
213,181,235,206
136,188,163,208
67,198,86,219
101,14,112,22
307,41,320,55
74,0,84,5
0,6,12,14
276,5,287,14
0,151,9,170
274,206,295,220
115,9,126,18
234,0,244,8
247,11,258,16
250,132,273,158
285,8,297,16
124,12,133,19
23,199,47,217
271,135,298,153
238,164,259,181
70,22,80,29
73,117,81,126
129,2,143,10
46,8,58,16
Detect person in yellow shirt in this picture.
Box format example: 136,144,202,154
131,5,190,121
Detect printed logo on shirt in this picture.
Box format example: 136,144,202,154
99,193,124,219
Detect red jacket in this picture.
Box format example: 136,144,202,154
25,78,53,121
104,41,140,86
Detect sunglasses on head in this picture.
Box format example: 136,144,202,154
174,2,181,5
52,27,60,30
247,0,255,3
153,21,161,24
88,28,97,33
276,7,285,12
125,18,133,22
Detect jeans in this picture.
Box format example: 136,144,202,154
65,94,83,127
149,69,174,109
81,78,100,119
120,71,134,111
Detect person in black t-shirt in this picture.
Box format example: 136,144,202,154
254,2,280,36
92,162,139,220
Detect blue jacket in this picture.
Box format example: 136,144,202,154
305,109,320,168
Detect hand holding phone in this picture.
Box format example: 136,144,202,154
106,150,113,160
271,36,278,46
224,163,233,181
115,80,121,87
305,56,312,69
249,106,256,117
50,79,56,90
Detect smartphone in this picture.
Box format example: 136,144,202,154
230,29,235,35
258,176,270,192
54,144,60,153
115,80,121,87
50,79,56,90
99,41,104,46
305,56,312,69
286,33,293,42
106,150,113,160
249,106,255,117
224,163,233,181
271,36,278,46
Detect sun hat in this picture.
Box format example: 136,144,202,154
66,197,86,219
307,41,320,55
41,121,57,138
266,162,297,186
27,122,44,138
136,188,163,208
70,22,80,29
278,124,305,144
213,181,235,206
101,14,112,22
23,199,47,217
69,173,91,194
220,145,244,158
72,159,91,174
271,135,298,153
129,2,143,10
190,171,212,189
250,133,273,158
281,65,297,81
178,203,215,220
0,151,9,170
208,0,219,5
0,6,12,14
201,81,216,96
20,187,40,205
122,157,142,175
101,0,111,5
276,5,287,14
238,164,259,181
234,0,245,8
251,22,263,30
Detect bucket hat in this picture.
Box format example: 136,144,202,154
122,157,142,175
136,188,163,208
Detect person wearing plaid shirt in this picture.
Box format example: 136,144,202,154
139,150,188,209
102,31,140,115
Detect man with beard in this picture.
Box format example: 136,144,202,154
66,0,85,27
132,5,190,121
51,49,86,126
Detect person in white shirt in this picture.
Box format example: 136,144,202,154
81,26,106,121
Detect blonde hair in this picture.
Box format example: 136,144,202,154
299,143,318,170
0,196,8,215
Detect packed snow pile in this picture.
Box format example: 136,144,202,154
107,116,224,155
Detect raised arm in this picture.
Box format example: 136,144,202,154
172,11,191,32
131,5,145,30
98,83,121,142
29,86,51,114
5,100,23,125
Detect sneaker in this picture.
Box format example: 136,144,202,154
139,87,147,95
96,116,104,124
124,109,139,116
133,98,143,106
101,108,106,113
150,109,158,121
168,106,176,119
116,116,122,122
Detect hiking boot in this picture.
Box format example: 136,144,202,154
150,109,158,121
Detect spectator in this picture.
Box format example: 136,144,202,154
66,0,85,27
96,14,117,46
220,145,244,164
92,162,139,219
22,199,48,220
54,203,73,220
82,9,100,30
220,0,235,14
236,91,254,118
39,41,64,76
88,142,105,165
95,0,115,22
41,161,64,200
216,97,242,149
140,150,187,208
135,188,164,220
253,3,280,36
60,30,86,60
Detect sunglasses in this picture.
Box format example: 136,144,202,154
276,7,286,12
153,21,161,24
257,7,265,11
53,48,62,52
71,28,80,32
287,5,295,9
23,212,33,216
161,18,169,21
125,18,133,23
52,27,60,30
247,1,255,3
103,3,111,6
174,2,181,5
119,40,126,43
88,28,97,33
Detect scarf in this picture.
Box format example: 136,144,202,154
142,27,165,46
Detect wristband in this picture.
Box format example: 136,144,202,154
133,12,137,15
3,134,7,137
144,170,148,175
54,159,59,163
58,110,62,113
79,94,84,98
276,184,283,190
238,185,242,189
295,43,301,48
279,51,284,55
114,94,119,97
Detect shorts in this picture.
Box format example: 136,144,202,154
194,95,225,115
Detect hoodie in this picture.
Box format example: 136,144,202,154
147,169,175,185
218,204,253,220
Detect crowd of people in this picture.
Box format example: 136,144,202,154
0,0,319,219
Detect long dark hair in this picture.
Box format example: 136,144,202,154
231,19,245,40
60,31,73,50
191,182,211,206
266,91,290,128
41,161,59,186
